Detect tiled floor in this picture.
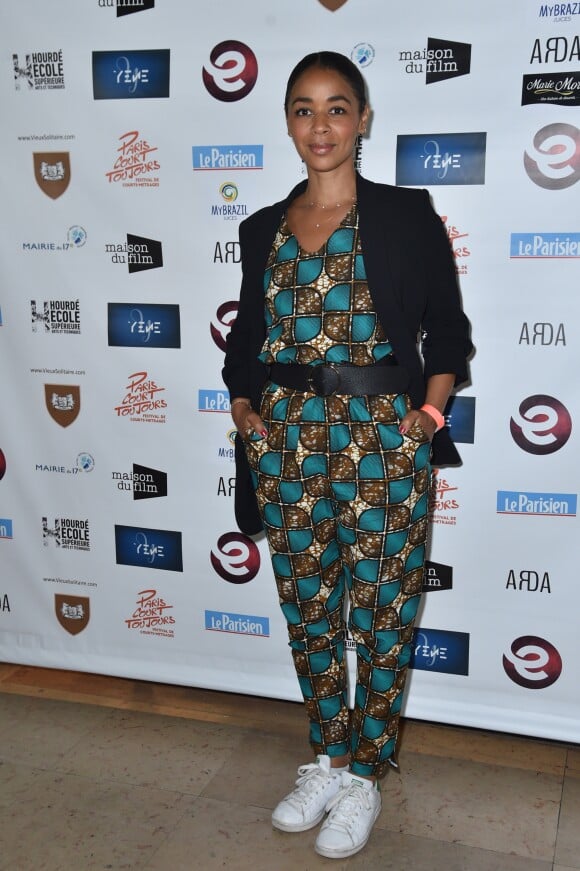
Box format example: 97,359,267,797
0,664,578,870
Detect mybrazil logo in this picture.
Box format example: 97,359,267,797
410,628,469,675
192,145,263,171
396,132,486,185
205,610,269,637
497,490,576,516
115,524,183,571
108,303,180,348
92,49,170,99
510,232,580,258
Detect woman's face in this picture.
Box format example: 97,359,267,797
286,66,368,176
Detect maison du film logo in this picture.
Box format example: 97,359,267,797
524,123,580,189
522,71,580,106
44,384,80,427
42,516,90,551
396,132,486,186
113,371,167,423
503,635,562,689
107,303,181,348
33,152,70,199
55,594,90,635
92,49,170,99
112,463,167,500
31,299,80,334
23,225,87,253
423,560,453,592
398,37,471,83
510,233,580,258
210,532,260,584
211,301,238,351
105,130,160,187
202,40,258,102
98,0,155,16
510,394,572,454
105,234,163,272
115,524,183,572
125,588,175,638
13,50,65,90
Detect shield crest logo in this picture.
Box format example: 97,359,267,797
55,595,90,635
317,0,348,9
44,384,81,427
33,152,71,199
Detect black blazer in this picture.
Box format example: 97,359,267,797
223,174,472,535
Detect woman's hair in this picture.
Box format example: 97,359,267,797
284,51,368,115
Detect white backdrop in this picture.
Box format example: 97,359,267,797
1,0,579,744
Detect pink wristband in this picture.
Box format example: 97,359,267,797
420,404,445,432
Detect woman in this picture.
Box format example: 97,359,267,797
222,51,471,859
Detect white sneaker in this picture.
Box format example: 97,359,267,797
315,771,382,858
271,755,347,833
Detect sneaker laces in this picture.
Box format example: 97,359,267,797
284,760,336,811
324,780,374,832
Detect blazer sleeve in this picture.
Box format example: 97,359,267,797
418,191,473,386
222,215,267,404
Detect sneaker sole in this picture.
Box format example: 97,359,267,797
271,808,326,833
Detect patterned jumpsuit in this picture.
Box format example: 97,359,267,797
242,205,432,779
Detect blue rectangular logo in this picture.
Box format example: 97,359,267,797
444,396,475,444
92,50,170,99
510,233,580,258
115,524,183,571
198,389,230,413
0,519,13,539
108,303,180,348
205,610,270,637
497,491,577,517
396,132,486,185
192,145,263,171
410,627,469,675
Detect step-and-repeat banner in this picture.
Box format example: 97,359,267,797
1,0,579,743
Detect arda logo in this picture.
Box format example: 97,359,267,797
211,301,238,351
510,394,572,454
202,40,258,102
524,123,580,189
210,532,260,583
503,635,562,689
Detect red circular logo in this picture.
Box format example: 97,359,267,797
210,301,238,352
502,635,562,689
0,449,6,481
524,123,580,190
510,394,571,454
210,532,260,583
202,41,258,102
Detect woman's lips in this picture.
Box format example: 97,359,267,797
309,143,334,155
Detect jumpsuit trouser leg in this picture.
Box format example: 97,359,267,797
244,386,432,779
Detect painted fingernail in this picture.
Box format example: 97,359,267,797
399,425,407,434
260,429,268,438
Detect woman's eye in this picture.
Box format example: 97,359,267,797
295,107,311,116
330,106,346,114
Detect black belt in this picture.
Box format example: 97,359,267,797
268,359,410,397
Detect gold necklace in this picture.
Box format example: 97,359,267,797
306,195,356,229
